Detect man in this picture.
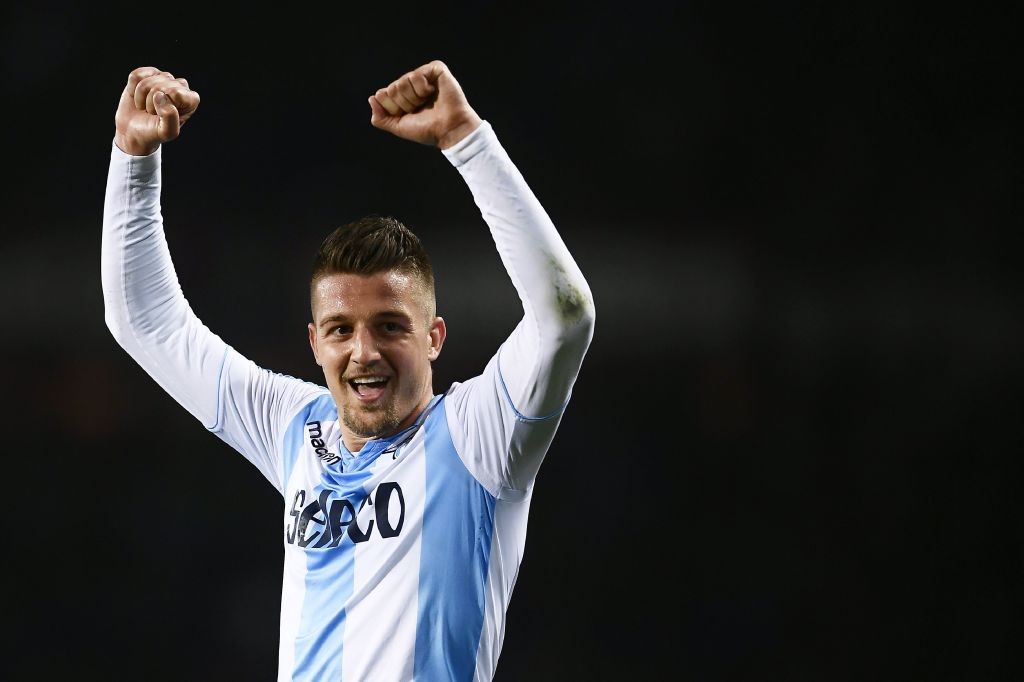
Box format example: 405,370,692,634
102,60,594,681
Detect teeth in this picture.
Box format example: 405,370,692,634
351,377,387,384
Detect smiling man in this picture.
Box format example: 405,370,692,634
307,216,446,453
103,60,594,681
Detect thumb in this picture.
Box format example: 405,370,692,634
368,95,397,131
430,61,461,96
154,91,181,141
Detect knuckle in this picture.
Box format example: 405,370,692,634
411,74,432,96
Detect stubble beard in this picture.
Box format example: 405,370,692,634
342,400,404,439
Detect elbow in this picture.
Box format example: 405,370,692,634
104,306,131,350
574,292,597,342
101,262,130,349
102,285,136,352
576,298,596,350
554,278,596,347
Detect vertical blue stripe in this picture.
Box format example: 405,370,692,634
414,401,496,681
277,392,366,681
291,433,374,680
290,482,365,682
280,394,335,495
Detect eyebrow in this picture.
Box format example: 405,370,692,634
317,310,413,326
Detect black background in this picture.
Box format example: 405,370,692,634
2,2,1020,680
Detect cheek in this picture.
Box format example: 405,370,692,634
397,350,429,383
319,345,348,370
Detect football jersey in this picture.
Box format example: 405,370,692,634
270,356,547,680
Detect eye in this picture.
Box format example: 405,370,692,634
331,324,352,336
382,321,402,333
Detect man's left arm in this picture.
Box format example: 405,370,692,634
442,121,595,418
370,61,595,493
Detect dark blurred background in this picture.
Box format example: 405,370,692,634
2,1,1020,680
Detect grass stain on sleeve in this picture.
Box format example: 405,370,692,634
549,256,592,325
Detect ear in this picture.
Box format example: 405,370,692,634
427,316,446,362
308,322,322,366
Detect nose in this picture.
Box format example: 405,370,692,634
350,326,381,366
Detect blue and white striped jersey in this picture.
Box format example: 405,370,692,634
102,122,594,681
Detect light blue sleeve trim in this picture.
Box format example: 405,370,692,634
496,346,570,422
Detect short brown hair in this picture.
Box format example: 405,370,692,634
310,215,435,316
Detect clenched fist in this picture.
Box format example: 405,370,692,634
114,66,200,156
369,60,482,150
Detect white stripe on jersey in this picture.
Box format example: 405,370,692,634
342,431,425,680
473,493,532,682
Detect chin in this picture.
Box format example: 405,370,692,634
343,406,402,439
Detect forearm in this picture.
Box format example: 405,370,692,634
101,141,228,428
443,122,595,417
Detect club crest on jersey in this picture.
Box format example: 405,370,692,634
286,483,406,548
306,421,341,465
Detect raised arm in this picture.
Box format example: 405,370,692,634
103,67,226,421
369,61,596,492
102,67,324,491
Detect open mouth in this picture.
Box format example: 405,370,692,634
348,376,390,402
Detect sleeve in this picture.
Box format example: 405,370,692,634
101,141,326,494
440,122,596,498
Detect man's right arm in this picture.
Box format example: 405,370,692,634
102,67,324,492
101,142,227,423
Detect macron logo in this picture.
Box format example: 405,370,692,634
306,421,341,466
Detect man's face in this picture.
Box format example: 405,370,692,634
308,270,445,448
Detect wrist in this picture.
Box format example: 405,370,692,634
437,112,483,150
114,132,159,157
